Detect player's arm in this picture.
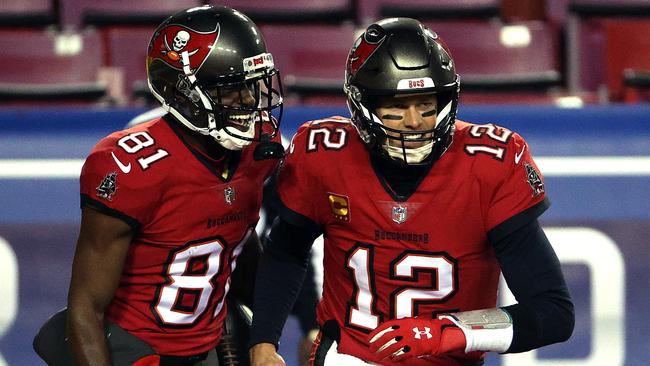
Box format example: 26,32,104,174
67,206,133,366
491,218,574,352
229,230,263,307
369,218,574,361
291,262,320,366
249,216,321,366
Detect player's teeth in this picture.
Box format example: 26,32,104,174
405,134,422,140
230,114,251,120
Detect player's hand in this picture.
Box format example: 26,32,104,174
368,317,466,362
250,343,286,366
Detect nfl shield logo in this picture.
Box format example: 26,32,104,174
392,205,407,224
224,186,235,205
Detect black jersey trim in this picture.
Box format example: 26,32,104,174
312,331,335,366
80,194,141,231
163,115,241,182
369,155,434,202
263,174,322,233
487,197,550,244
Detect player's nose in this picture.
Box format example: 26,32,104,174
238,88,255,107
403,106,423,129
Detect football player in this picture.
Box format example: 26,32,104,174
34,5,283,366
249,18,574,366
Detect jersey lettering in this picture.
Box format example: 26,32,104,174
117,132,169,170
154,239,225,327
346,245,381,331
346,244,457,331
469,125,513,143
464,145,506,160
118,132,155,152
465,125,512,160
307,127,348,152
390,251,456,319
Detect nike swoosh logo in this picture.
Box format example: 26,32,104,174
111,152,131,173
515,145,526,165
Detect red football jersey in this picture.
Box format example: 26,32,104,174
275,117,548,365
79,117,278,356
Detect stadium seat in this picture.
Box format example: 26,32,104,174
545,0,570,27
0,0,56,28
424,21,562,96
566,0,650,94
501,0,546,22
104,26,155,104
260,24,358,104
602,20,650,102
0,30,111,105
60,0,201,29
569,0,650,17
357,0,501,23
210,0,355,24
622,69,650,103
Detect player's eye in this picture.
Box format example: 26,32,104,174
387,103,407,110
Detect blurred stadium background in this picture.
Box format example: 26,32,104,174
1,0,649,365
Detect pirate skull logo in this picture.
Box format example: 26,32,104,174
172,30,190,51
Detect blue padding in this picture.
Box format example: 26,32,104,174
2,176,647,223
2,105,650,222
0,107,148,133
3,104,650,137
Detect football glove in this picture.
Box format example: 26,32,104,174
367,317,466,362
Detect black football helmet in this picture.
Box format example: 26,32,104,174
344,18,460,165
147,5,283,150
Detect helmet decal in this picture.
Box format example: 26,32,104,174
396,77,435,90
149,23,220,70
348,25,386,77
243,53,275,73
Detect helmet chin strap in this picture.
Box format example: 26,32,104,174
209,120,255,150
384,140,434,164
179,51,252,150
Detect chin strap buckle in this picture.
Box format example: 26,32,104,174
253,134,284,160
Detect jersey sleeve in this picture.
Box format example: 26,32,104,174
79,138,163,230
484,132,549,242
270,123,326,229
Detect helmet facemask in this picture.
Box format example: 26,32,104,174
163,51,283,151
346,85,457,165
